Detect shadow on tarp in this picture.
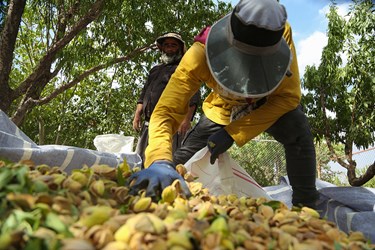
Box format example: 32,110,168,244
0,110,142,174
265,176,375,243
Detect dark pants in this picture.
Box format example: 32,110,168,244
173,114,224,164
136,122,183,168
173,106,319,206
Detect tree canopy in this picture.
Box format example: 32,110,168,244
0,0,231,148
302,0,375,186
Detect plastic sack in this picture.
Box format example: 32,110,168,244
93,134,134,154
184,147,271,199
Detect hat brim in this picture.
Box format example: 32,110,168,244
156,35,186,53
206,15,292,98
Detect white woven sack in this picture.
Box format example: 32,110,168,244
184,147,271,199
94,134,134,154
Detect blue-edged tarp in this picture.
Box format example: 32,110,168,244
0,110,141,174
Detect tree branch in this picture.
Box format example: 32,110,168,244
22,45,152,107
12,0,105,99
348,161,375,186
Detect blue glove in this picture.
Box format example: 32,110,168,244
128,160,191,200
207,128,234,164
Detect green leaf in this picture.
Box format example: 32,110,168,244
5,184,24,193
0,168,14,190
263,200,284,210
1,210,36,233
15,166,29,187
334,240,344,250
44,212,73,237
24,238,43,250
116,166,125,186
31,180,49,193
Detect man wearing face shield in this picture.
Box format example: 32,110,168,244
129,0,320,208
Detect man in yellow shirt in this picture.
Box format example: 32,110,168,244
129,0,320,208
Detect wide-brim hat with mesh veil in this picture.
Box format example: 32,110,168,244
206,0,292,99
156,32,186,53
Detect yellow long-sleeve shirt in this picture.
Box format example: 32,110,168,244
144,23,301,167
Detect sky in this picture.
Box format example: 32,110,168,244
228,0,353,75
278,0,353,75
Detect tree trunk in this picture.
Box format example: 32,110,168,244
316,163,322,179
0,0,25,113
38,115,45,145
9,0,105,125
347,161,375,186
11,71,53,125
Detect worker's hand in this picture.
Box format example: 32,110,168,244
127,160,191,200
207,128,234,164
132,114,142,132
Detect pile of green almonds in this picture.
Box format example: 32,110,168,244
0,160,373,250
